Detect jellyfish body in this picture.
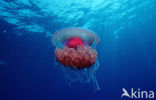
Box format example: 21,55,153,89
52,27,100,91
52,27,99,69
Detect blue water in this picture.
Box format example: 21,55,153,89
0,0,156,100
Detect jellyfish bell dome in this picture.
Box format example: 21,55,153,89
52,27,100,48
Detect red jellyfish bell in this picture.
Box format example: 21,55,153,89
52,27,99,69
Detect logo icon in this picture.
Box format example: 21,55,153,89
121,88,131,98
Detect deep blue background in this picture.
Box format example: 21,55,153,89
0,0,156,100
1,19,156,100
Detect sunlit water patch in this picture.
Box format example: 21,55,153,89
0,0,155,38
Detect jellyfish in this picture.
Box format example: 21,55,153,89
52,27,100,91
